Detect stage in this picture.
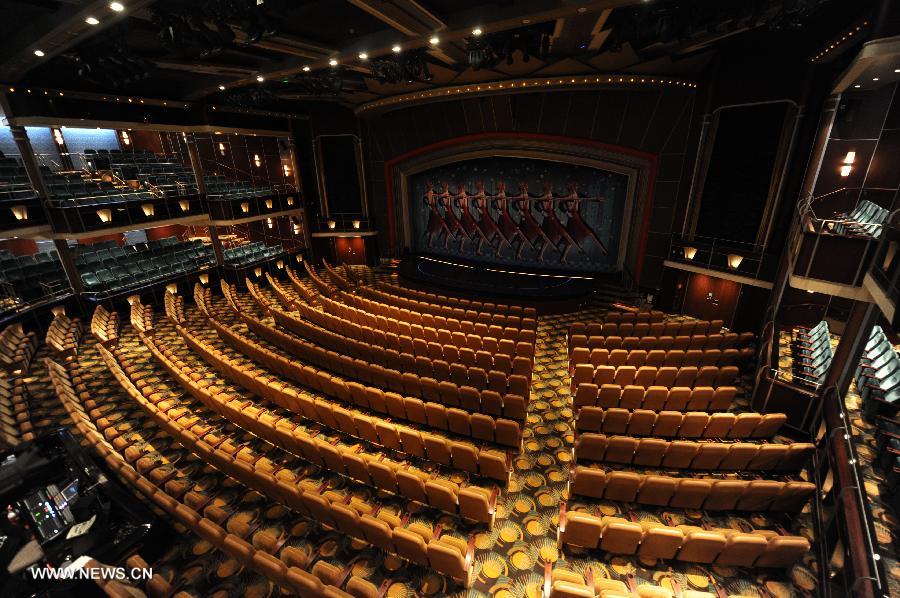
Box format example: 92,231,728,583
398,254,612,301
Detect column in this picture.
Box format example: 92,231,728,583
185,133,224,267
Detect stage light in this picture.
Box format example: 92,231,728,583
358,52,368,60
199,273,209,285
218,84,226,90
429,36,439,45
241,202,249,213
11,206,28,221
327,219,336,230
329,58,338,66
392,45,402,53
265,199,273,209
141,203,155,217
109,2,124,12
86,16,100,25
683,246,697,260
97,209,112,222
727,254,743,269
179,200,190,212
352,220,360,229
34,50,45,57
472,27,482,36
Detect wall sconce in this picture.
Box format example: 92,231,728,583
218,142,226,155
286,196,294,206
283,164,291,176
253,154,261,168
165,283,177,294
199,273,209,285
292,222,301,235
266,217,273,229
97,209,112,222
265,199,273,209
327,219,336,230
352,220,361,230
11,205,28,221
126,295,139,305
179,200,190,212
683,246,697,260
276,259,284,269
52,128,64,146
296,254,304,263
51,305,66,317
121,130,130,145
240,202,249,213
254,267,262,278
141,203,155,217
727,253,743,269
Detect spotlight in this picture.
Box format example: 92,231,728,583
302,66,310,71
429,36,439,45
256,75,264,82
86,16,100,25
34,50,45,57
218,84,225,90
472,27,482,36
329,58,338,66
358,52,368,60
109,2,124,12
392,45,402,53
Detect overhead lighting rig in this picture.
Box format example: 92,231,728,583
369,50,433,85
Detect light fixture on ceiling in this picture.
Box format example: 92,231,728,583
120,130,130,145
33,50,45,57
109,2,124,12
85,16,100,25
429,36,439,45
683,246,697,260
218,142,226,155
472,27,482,36
256,75,264,82
358,52,368,60
165,283,177,294
727,254,743,269
218,84,226,90
844,151,856,164
840,164,852,176
841,151,855,176
392,45,402,53
329,58,338,66
302,66,310,72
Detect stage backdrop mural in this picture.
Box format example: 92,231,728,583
408,156,628,272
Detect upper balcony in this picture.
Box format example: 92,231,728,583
665,233,779,286
864,211,900,326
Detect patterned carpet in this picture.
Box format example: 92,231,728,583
19,267,824,597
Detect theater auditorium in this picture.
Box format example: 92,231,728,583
0,0,897,597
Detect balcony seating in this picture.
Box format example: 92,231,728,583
0,249,69,302
75,237,214,294
99,149,199,197
832,199,889,239
574,433,815,471
223,241,283,267
570,319,724,342
90,305,119,346
556,505,810,566
568,467,815,511
856,325,900,415
205,175,275,199
571,364,740,392
0,153,42,228
570,347,753,369
575,407,787,438
0,323,38,375
789,321,833,388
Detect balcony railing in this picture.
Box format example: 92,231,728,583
667,233,779,281
316,213,371,233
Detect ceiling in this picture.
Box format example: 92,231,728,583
0,0,879,112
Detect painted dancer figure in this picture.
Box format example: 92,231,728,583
535,181,582,264
474,181,511,257
455,181,490,255
514,182,553,261
493,181,528,257
560,182,608,262
423,181,451,248
438,181,469,250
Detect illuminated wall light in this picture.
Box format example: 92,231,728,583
358,52,368,60
286,196,294,206
302,66,310,72
296,254,304,263
52,305,66,317
293,222,301,235
429,36,439,45
265,199,273,209
218,142,226,155
727,254,743,269
85,16,100,25
256,75,265,82
352,220,360,229
240,202,250,213
266,217,273,228
254,267,262,278
199,273,209,285
283,164,291,176
109,2,125,12
253,154,261,167
329,58,338,66
34,50,45,57
392,45,402,53
843,151,856,164
96,209,112,222
327,219,336,230
276,259,284,269
141,203,155,217
840,164,852,177
683,246,697,260
165,283,177,294
11,205,28,220
121,130,130,145
472,27,482,36
178,200,190,212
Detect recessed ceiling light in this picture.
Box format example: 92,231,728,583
256,75,264,82
218,84,225,90
429,36,439,45
472,27,482,36
33,50,44,57
109,1,124,11
872,77,880,81
895,68,900,73
358,52,368,60
577,7,587,13
302,66,310,72
854,84,861,88
85,16,100,25
392,45,402,53
329,58,338,66
522,19,531,24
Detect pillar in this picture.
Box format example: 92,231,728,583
184,133,224,267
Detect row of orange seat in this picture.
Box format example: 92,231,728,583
568,335,754,360
601,310,666,324
90,305,119,345
557,506,810,567
0,375,30,447
372,278,536,318
545,566,714,598
45,313,81,357
148,301,499,525
570,318,724,342
570,347,752,369
256,286,531,413
574,381,737,411
0,323,38,375
234,283,528,428
575,433,814,471
569,467,814,512
572,364,739,392
576,407,787,439
45,356,364,598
